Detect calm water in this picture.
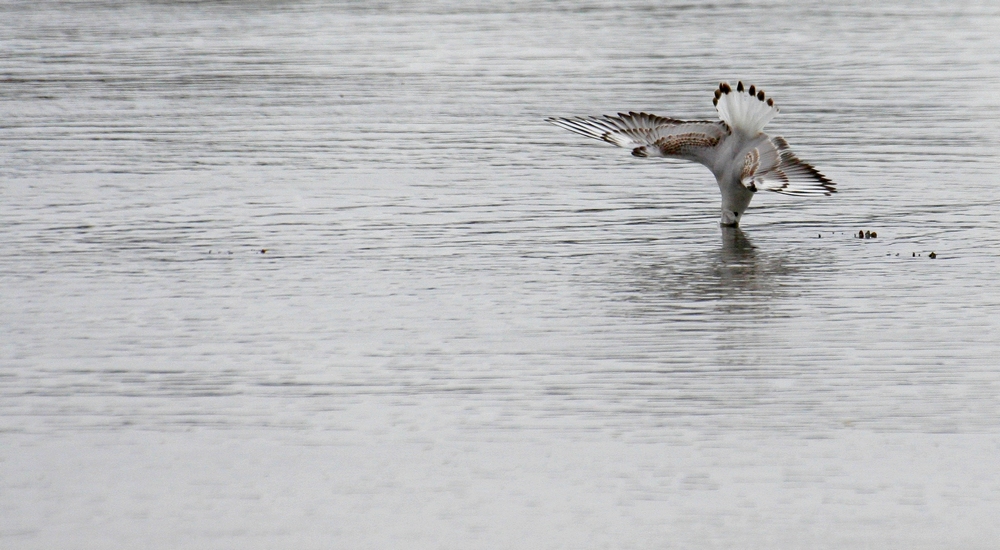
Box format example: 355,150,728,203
3,1,1000,548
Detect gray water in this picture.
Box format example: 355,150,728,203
3,1,1000,548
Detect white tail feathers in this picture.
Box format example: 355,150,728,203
713,81,778,135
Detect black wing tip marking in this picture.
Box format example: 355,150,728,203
766,136,838,196
546,116,620,144
780,160,838,196
546,112,713,137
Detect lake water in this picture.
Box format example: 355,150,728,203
3,1,1000,548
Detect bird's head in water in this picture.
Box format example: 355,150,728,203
720,209,741,227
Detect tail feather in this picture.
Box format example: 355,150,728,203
714,81,778,135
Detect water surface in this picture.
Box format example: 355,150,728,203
3,1,1000,548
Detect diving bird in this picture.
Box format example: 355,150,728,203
546,82,836,226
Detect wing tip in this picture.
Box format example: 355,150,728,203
754,136,838,196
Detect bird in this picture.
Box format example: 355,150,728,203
546,81,836,226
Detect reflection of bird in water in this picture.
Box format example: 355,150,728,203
547,81,836,226
623,227,790,309
720,225,756,261
713,226,767,294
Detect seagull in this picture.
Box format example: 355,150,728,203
546,82,836,226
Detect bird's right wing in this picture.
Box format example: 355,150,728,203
740,136,837,196
546,112,729,168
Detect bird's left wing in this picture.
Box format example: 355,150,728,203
546,112,728,168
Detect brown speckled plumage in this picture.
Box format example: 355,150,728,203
653,133,720,156
741,148,761,182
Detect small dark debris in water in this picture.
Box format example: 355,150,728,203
929,252,937,259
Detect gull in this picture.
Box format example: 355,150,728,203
546,81,836,226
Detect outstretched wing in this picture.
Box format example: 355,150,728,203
546,112,728,168
740,136,836,196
